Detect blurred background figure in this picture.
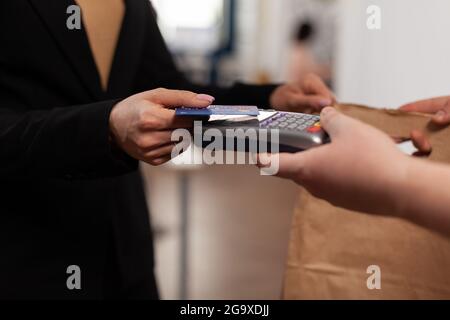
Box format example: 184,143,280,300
286,20,332,85
152,0,336,87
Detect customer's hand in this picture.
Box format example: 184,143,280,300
109,88,214,166
259,107,410,215
270,74,336,114
400,96,450,154
400,96,450,124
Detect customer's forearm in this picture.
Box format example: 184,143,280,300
394,158,450,235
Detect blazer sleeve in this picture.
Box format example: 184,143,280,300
136,2,279,108
0,100,137,180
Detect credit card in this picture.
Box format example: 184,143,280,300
175,105,260,117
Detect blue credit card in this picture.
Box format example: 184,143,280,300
176,105,260,116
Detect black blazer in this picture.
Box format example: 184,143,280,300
0,0,277,299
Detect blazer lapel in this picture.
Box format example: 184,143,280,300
28,0,104,100
106,0,147,99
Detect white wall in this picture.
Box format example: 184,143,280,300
236,0,291,83
336,0,450,108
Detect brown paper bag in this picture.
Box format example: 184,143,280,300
283,104,450,300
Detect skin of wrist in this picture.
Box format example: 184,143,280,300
109,102,122,146
387,155,420,220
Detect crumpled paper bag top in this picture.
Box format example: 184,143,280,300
335,104,450,162
283,104,450,300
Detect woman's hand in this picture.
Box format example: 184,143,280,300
270,74,336,114
109,88,214,166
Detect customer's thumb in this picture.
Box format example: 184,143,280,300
319,107,356,138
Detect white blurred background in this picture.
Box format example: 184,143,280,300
143,0,450,299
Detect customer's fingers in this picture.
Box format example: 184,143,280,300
399,96,450,113
257,152,311,181
275,153,305,179
432,103,450,125
319,107,360,138
410,130,432,154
